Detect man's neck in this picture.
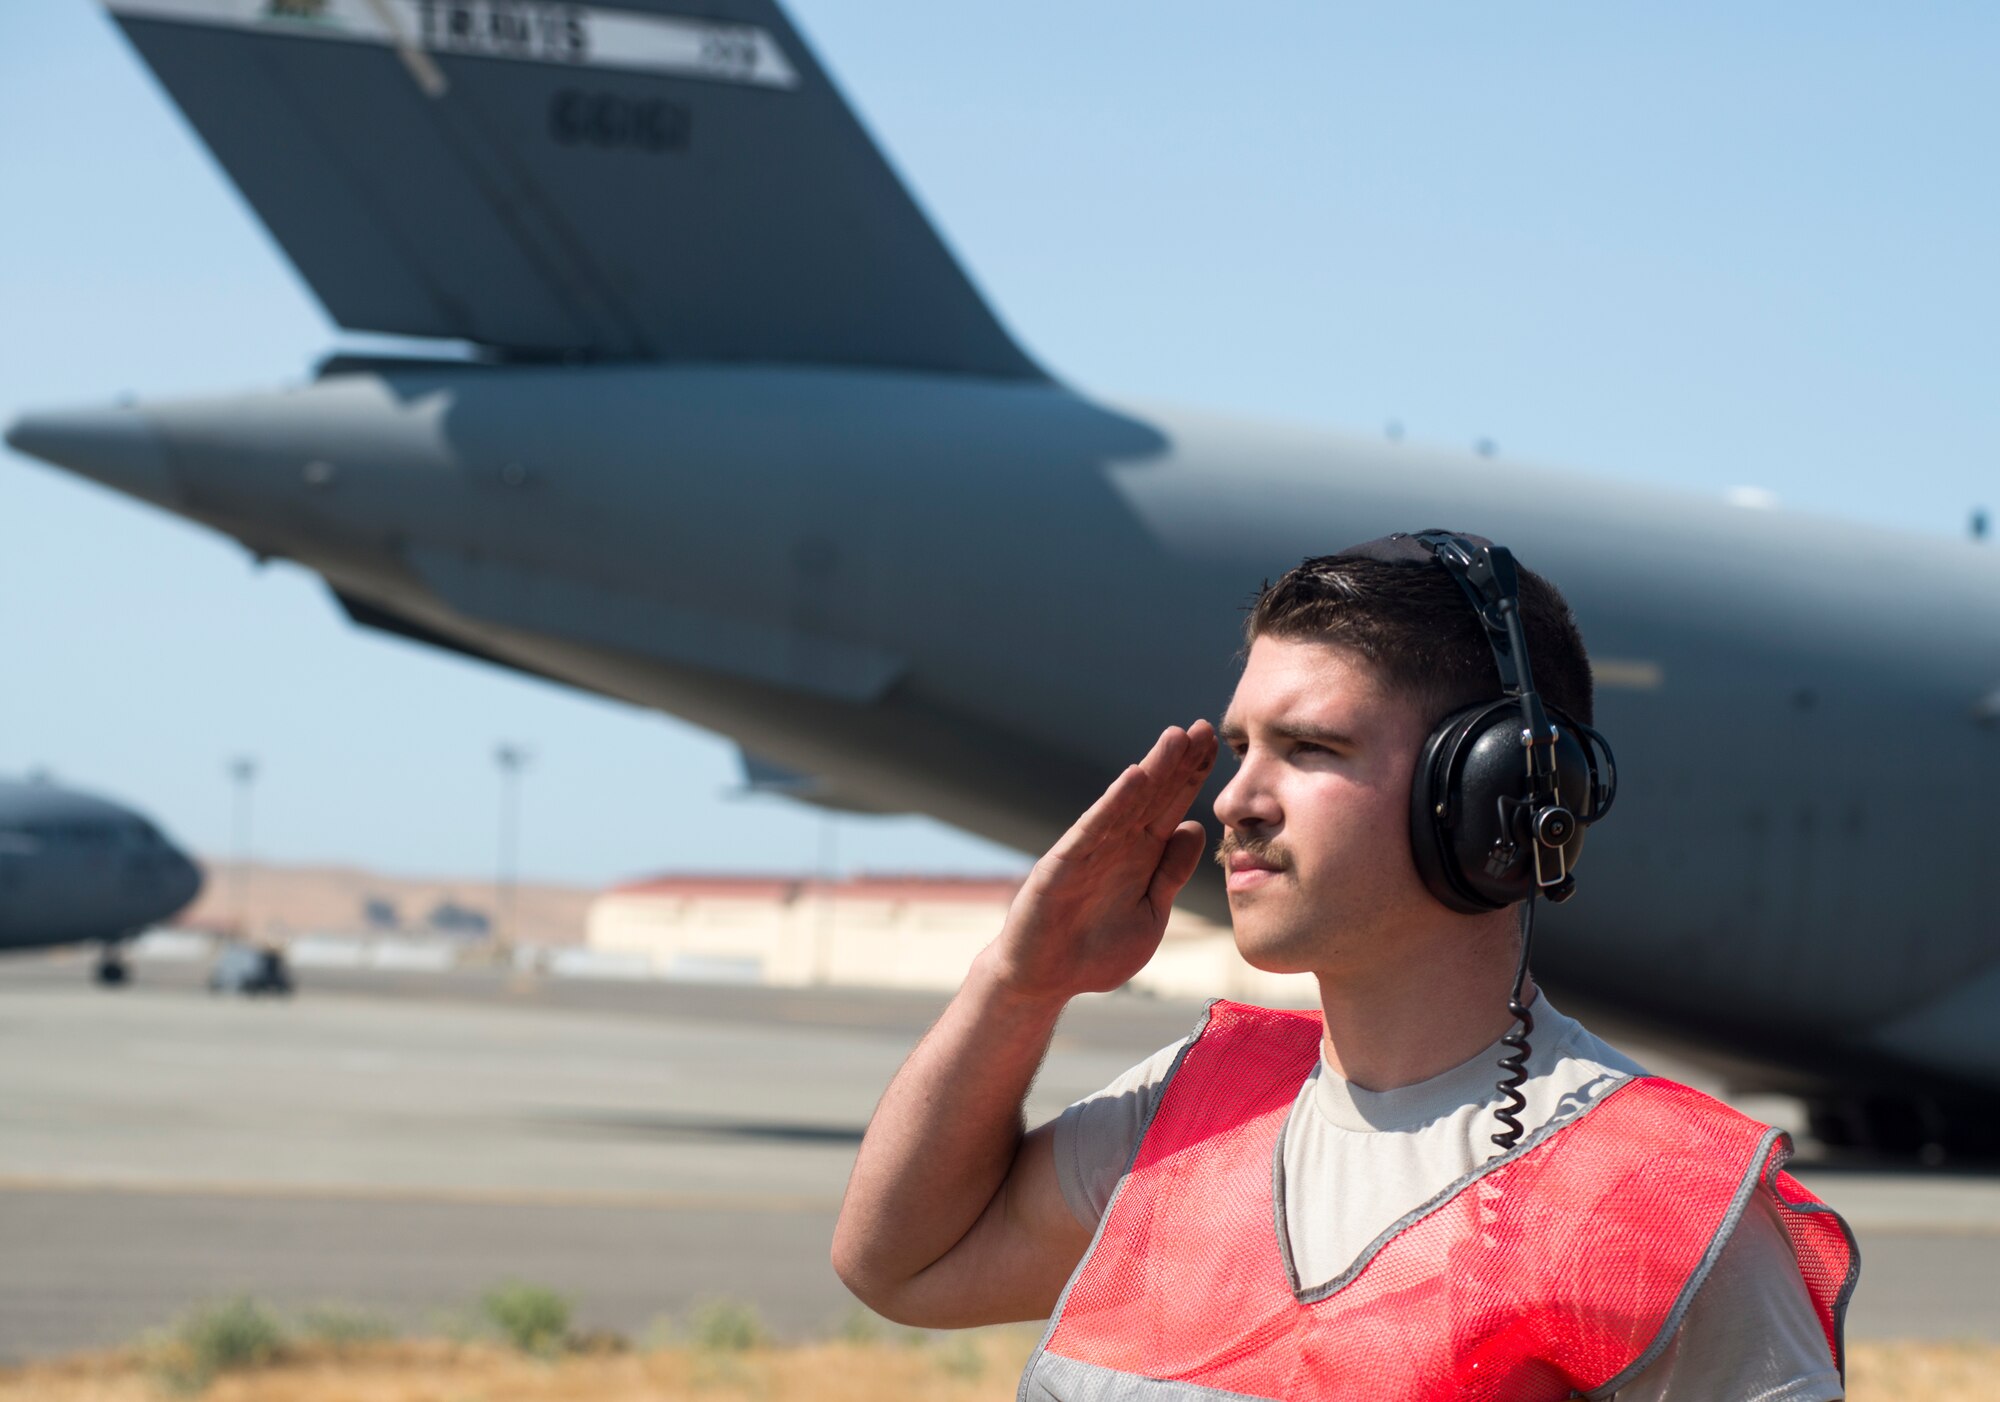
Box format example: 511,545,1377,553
1313,917,1534,1093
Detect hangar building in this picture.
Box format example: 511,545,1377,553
586,874,1313,1004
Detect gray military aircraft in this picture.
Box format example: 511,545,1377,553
0,778,204,983
9,0,2000,1151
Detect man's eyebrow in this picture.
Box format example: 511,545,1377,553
1274,723,1359,748
1215,718,1359,749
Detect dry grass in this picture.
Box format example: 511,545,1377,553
0,1336,1992,1400
1846,1340,2000,1401
0,1330,1037,1402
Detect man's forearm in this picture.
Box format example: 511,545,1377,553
831,946,1067,1310
832,723,1214,1321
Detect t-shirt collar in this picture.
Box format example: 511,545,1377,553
1307,991,1577,1134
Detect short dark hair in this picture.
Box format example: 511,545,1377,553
1245,552,1594,728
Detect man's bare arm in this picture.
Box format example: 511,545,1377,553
830,957,1085,1326
831,721,1217,1327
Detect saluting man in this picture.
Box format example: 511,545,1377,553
833,533,1855,1401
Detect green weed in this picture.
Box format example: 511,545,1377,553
146,1295,288,1394
297,1303,396,1350
688,1297,766,1354
478,1281,573,1357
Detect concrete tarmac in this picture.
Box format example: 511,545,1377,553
1,950,1996,1362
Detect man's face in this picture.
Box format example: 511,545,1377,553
1214,635,1441,975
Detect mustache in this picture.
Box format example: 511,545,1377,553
1213,831,1293,873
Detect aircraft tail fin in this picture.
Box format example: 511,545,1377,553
107,0,1041,377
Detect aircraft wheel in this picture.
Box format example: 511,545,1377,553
95,955,130,988
1807,1091,2000,1166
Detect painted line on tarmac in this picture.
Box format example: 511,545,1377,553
0,1175,839,1214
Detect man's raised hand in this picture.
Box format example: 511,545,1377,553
984,720,1218,1004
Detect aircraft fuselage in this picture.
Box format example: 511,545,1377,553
0,780,204,955
11,363,1999,1100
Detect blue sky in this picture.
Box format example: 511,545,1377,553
1,2,1992,886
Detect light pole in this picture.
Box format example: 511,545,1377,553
227,755,258,942
493,743,532,955
814,809,840,985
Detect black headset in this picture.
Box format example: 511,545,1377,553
1334,530,1618,1150
1394,531,1618,914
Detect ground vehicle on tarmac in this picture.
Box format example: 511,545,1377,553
208,944,292,997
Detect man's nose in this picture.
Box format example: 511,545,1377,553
1212,755,1280,833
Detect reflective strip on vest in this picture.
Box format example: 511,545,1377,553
1020,1001,1857,1402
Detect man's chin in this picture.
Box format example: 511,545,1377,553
1228,917,1320,977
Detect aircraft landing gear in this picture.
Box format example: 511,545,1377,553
95,949,129,987
1806,1090,2000,1165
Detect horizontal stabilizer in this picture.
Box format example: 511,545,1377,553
109,0,1041,377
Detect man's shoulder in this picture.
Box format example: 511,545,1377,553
1601,1194,1844,1402
1535,995,1650,1080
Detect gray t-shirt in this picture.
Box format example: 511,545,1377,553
1052,995,1843,1402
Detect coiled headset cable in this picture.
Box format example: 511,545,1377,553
1490,896,1538,1153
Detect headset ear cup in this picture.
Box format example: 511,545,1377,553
1569,718,1618,823
1543,722,1593,888
1451,701,1542,909
1412,700,1610,912
1409,702,1511,914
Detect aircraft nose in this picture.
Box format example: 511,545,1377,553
4,404,180,508
168,850,205,913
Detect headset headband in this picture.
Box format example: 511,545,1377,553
1410,532,1531,698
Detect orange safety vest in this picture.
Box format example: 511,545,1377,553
1021,1001,1856,1401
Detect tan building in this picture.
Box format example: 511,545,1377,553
586,874,1315,1005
